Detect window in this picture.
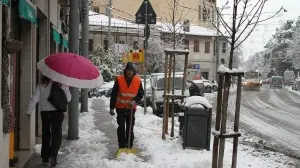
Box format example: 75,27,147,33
133,41,139,49
212,10,215,22
194,40,199,52
89,39,94,52
205,41,210,53
202,8,207,22
184,39,189,50
198,6,202,20
222,42,227,53
93,7,100,13
104,39,108,50
183,19,190,32
207,9,211,20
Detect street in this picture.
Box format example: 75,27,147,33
228,85,300,158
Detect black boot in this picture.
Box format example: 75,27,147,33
42,158,49,164
50,158,57,167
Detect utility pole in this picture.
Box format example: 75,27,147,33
107,0,112,49
80,0,89,112
68,0,80,139
143,0,148,115
216,7,220,82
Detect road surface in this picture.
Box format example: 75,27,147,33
228,85,300,157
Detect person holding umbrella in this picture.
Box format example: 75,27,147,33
29,52,103,166
110,62,144,156
27,75,71,167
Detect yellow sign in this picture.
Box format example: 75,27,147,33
123,49,144,64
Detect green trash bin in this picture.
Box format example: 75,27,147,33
182,104,212,151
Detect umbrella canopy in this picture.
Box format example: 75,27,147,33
37,53,103,88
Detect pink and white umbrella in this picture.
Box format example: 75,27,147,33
37,53,103,88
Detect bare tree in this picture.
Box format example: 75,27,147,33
161,0,191,49
203,0,284,69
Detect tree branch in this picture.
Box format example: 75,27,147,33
237,0,262,29
203,2,233,36
250,7,283,25
236,0,249,29
234,0,265,43
234,1,265,49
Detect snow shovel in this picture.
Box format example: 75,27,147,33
116,108,137,158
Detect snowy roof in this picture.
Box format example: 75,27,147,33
89,11,217,37
89,11,140,29
157,22,218,37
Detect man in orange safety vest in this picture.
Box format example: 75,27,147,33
109,62,144,150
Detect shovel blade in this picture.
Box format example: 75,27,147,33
116,148,137,158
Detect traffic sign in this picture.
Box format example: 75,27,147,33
123,49,144,64
135,0,157,24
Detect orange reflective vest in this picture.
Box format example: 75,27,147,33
116,75,141,109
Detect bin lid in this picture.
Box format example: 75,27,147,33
183,96,212,109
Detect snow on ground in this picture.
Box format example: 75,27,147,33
133,106,294,168
284,86,300,96
32,96,295,167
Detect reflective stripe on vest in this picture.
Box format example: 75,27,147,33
116,75,141,109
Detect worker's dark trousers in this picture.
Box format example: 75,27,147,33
116,108,135,148
41,111,64,160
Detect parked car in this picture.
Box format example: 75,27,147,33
150,73,189,116
139,78,152,107
201,79,213,93
187,80,204,96
262,78,270,84
88,81,115,98
292,79,300,91
270,76,283,89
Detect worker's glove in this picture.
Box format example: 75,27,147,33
129,100,136,109
109,109,115,116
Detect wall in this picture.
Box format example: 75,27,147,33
0,3,10,168
184,35,216,80
92,0,216,29
19,20,36,152
34,0,49,16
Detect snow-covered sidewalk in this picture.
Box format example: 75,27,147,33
26,97,295,168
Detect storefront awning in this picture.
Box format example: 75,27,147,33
19,0,38,25
61,35,68,49
52,27,61,44
2,0,10,6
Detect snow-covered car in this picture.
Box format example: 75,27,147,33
139,78,152,107
292,79,300,91
88,81,115,98
190,80,205,95
201,79,213,93
150,73,189,116
187,80,204,96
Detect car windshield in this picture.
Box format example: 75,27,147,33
195,83,204,88
245,71,259,79
272,77,282,82
156,77,186,90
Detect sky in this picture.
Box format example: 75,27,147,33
217,0,300,61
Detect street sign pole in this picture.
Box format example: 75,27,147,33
135,0,156,115
143,1,148,115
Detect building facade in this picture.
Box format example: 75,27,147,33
88,12,219,80
90,0,216,30
0,0,69,167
